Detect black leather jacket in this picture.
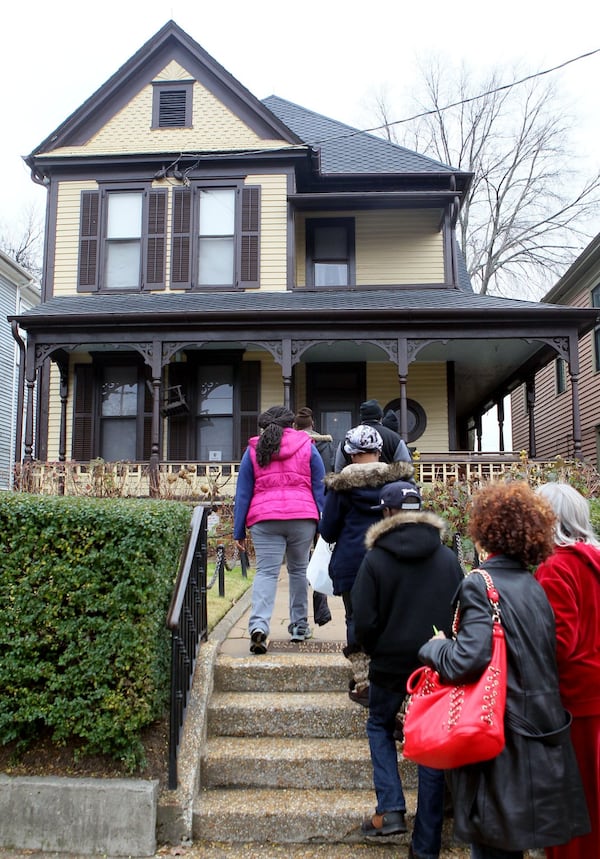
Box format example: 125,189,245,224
419,555,590,850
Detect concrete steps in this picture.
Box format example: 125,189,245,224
193,648,427,846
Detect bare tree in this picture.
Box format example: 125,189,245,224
370,60,600,296
0,203,44,281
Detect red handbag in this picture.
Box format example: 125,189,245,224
402,569,507,769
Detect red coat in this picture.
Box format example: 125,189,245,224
535,543,600,717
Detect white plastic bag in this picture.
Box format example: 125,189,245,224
306,536,334,596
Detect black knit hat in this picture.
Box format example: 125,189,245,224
359,399,383,421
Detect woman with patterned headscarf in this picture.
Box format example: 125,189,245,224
234,406,325,654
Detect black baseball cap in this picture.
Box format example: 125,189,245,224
372,480,422,511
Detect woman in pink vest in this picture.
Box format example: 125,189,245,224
234,406,325,654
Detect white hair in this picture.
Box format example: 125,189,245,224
536,482,600,548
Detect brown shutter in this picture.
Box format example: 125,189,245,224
171,188,192,289
72,365,95,460
240,186,260,289
78,191,100,292
166,363,191,460
144,189,167,290
239,361,260,454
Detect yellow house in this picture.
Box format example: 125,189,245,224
10,21,597,494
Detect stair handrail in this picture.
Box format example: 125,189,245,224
166,503,210,789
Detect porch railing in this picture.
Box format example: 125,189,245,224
165,504,209,790
17,452,553,498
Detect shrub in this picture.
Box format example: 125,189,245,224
0,493,191,769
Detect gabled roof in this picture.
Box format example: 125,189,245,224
28,21,302,156
263,95,468,178
543,231,600,305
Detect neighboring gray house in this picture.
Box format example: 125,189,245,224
0,250,39,488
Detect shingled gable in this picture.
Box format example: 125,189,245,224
26,20,302,159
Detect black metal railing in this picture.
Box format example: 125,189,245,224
166,504,209,790
213,543,249,596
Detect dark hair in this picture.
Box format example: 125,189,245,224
256,406,295,467
467,482,556,568
294,406,313,431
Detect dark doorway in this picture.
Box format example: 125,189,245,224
305,363,366,452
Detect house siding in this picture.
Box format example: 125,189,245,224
246,174,288,291
295,210,444,286
44,65,288,158
512,282,600,467
0,259,38,486
367,362,449,450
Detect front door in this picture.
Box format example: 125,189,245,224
305,363,365,452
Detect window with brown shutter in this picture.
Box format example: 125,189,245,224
170,183,260,290
77,185,167,293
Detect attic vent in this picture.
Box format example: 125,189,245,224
152,81,193,129
159,90,187,127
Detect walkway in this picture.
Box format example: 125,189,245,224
218,571,347,657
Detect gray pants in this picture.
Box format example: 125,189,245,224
248,518,317,637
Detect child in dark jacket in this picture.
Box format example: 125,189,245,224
352,480,463,850
319,425,413,705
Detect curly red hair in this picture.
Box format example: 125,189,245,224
468,481,556,567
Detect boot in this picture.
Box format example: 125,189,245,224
346,650,370,707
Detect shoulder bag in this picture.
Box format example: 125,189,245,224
402,569,507,769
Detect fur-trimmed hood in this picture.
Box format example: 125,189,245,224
323,459,413,492
364,508,449,558
305,429,334,443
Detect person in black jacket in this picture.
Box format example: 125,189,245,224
333,400,412,473
352,480,463,853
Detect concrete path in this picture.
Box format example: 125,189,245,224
218,572,347,658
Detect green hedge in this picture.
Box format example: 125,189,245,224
0,493,191,769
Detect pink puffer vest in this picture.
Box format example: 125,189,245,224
246,428,319,527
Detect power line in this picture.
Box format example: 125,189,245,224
311,48,600,145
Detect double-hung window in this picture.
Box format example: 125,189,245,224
77,185,167,292
171,183,260,290
306,217,355,287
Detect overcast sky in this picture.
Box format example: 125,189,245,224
2,0,599,230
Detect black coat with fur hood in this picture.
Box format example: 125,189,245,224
319,460,413,595
351,509,463,691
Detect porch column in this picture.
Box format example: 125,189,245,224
568,333,583,459
20,341,37,492
397,338,409,442
475,415,483,452
282,339,292,410
149,340,161,498
496,399,505,452
56,356,69,496
526,378,537,458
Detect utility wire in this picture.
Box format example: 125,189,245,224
311,48,600,145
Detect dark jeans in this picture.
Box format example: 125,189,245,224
341,590,358,652
367,681,445,858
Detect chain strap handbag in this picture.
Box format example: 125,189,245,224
402,569,507,769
